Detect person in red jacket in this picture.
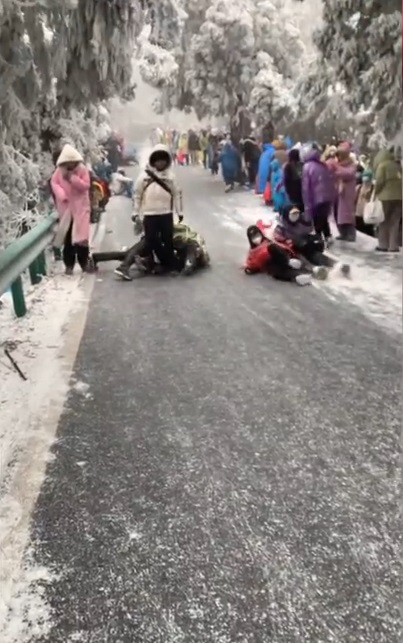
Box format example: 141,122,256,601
244,224,312,286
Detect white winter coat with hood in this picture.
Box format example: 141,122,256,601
133,144,182,217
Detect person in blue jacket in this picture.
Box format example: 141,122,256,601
257,142,275,193
219,138,240,192
270,158,288,212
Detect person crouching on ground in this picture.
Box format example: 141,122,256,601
51,144,92,275
115,144,182,279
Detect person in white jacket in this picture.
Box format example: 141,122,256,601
121,144,182,276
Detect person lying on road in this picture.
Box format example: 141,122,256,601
92,217,210,279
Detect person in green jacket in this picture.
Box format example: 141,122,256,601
199,131,209,169
374,148,402,252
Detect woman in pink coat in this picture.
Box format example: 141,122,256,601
334,147,357,242
51,144,91,274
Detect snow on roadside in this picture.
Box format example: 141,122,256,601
321,254,402,334
0,265,92,642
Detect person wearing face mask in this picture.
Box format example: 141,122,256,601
244,224,312,286
51,144,92,274
115,144,182,278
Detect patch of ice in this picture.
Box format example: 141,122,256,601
0,269,92,641
322,256,402,334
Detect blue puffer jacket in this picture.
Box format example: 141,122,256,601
257,143,275,193
270,159,288,211
219,142,239,183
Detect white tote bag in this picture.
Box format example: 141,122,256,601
363,192,384,225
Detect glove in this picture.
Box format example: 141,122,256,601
132,215,143,236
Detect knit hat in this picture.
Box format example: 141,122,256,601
56,144,83,166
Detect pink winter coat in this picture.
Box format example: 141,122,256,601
51,164,91,244
335,162,356,225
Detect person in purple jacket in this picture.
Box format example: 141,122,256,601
302,143,335,246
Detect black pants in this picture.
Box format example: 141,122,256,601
268,243,301,282
203,150,208,168
313,202,331,239
143,214,174,269
63,222,89,270
93,239,201,274
297,236,333,267
247,161,259,187
92,239,148,269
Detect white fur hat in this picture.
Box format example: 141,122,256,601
56,144,83,166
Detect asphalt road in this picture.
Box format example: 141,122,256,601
29,166,401,642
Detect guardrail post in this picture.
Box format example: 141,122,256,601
11,276,27,318
36,251,47,276
29,259,41,285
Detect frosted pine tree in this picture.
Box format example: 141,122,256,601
295,0,402,143
183,0,304,129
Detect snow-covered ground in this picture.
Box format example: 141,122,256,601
0,263,94,641
0,198,114,640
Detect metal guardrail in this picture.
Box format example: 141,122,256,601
0,214,58,317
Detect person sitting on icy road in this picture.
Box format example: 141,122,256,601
93,216,210,279
244,225,313,286
115,144,182,279
275,205,332,274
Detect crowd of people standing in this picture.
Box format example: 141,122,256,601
152,127,402,254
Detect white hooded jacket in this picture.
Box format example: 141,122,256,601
133,145,182,216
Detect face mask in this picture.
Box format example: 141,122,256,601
289,210,300,223
251,234,264,245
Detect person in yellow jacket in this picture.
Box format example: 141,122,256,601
199,131,209,168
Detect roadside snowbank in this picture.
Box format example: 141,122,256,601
0,267,92,642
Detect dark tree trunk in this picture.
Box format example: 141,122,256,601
262,122,275,143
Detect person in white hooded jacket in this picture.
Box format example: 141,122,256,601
119,144,182,276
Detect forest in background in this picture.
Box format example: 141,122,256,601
0,0,401,246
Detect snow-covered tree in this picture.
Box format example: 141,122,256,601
0,0,143,248
175,0,304,130
295,0,402,141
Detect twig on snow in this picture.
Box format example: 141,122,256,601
4,348,27,381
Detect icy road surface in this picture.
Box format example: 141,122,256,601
0,164,401,643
